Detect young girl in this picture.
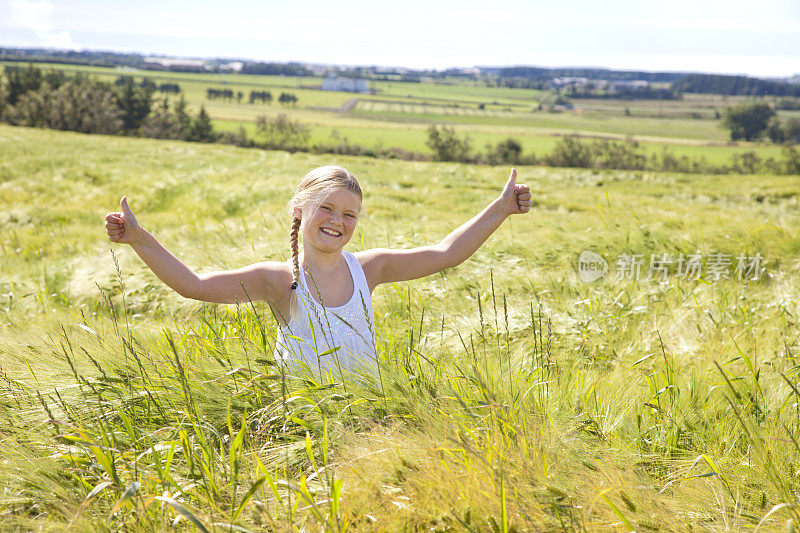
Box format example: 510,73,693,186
104,165,531,375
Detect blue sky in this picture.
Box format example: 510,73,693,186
1,0,799,77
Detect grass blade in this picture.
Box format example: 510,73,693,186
156,496,210,533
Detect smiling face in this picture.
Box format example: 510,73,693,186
299,189,361,254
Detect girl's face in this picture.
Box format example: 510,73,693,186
300,189,361,253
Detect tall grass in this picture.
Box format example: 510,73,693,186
2,125,800,530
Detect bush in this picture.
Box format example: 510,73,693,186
218,125,252,148
141,98,183,140
544,135,594,168
484,138,523,165
651,147,687,173
594,138,648,170
783,145,800,175
255,113,310,150
775,98,800,111
729,151,763,174
783,118,800,144
426,125,472,162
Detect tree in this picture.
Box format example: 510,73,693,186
188,105,218,142
426,125,472,162
173,94,192,139
0,78,9,120
722,102,776,141
115,76,153,134
767,118,786,143
278,92,297,106
10,77,122,134
4,63,43,107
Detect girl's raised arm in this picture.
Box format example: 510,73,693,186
357,169,531,291
105,197,290,305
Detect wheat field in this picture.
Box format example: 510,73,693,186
2,124,800,531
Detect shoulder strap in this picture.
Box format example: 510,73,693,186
344,251,370,295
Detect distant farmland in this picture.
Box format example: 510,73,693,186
2,60,791,165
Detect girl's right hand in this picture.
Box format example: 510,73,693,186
105,196,143,245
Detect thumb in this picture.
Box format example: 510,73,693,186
502,168,517,196
120,196,133,216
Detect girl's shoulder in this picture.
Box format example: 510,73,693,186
250,260,293,297
259,260,293,283
252,260,295,322
351,248,390,293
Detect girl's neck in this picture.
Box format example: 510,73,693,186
300,248,344,273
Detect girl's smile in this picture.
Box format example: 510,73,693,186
320,227,342,237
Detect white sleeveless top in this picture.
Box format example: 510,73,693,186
274,251,377,375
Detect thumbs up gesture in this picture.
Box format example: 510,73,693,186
105,196,143,245
500,168,532,216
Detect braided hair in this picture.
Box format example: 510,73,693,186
289,216,301,289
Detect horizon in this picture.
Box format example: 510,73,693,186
1,0,799,78
8,45,799,80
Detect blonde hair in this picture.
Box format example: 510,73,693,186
287,165,363,290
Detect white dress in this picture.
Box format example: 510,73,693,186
274,251,377,375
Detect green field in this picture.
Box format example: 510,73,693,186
2,124,800,530
2,61,786,165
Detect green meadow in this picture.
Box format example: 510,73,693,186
2,61,786,165
2,124,800,530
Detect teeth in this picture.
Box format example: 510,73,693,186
321,228,341,236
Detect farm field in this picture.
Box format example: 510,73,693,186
2,124,800,530
1,61,787,165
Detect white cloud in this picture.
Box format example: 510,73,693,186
10,0,80,49
43,30,78,49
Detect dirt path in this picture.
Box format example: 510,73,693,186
340,98,359,112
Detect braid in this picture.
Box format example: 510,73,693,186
290,216,301,290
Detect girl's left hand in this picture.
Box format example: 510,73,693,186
500,168,532,216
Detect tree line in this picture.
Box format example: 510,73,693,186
115,75,180,94
240,62,312,76
565,86,680,100
205,88,297,105
672,74,800,97
250,118,799,176
206,88,240,102
422,126,799,175
249,90,271,104
0,64,218,142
